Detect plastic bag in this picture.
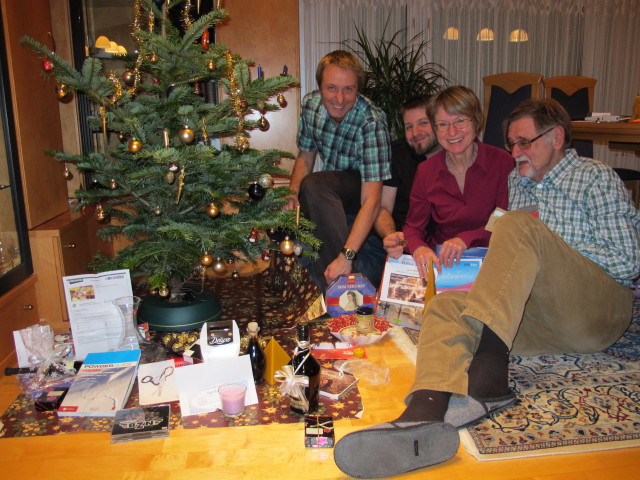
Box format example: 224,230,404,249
334,359,391,386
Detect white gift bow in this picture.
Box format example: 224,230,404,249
274,364,309,411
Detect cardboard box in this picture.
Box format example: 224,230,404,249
325,274,376,317
304,415,335,448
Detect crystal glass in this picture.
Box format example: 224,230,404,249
113,296,143,351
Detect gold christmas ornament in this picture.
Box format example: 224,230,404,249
117,131,126,143
148,52,158,63
207,60,216,72
109,179,117,190
128,138,142,153
121,70,135,86
207,203,220,218
55,83,70,99
258,115,270,132
212,258,227,274
200,253,214,266
179,125,195,144
232,269,239,279
236,135,249,152
64,166,73,180
258,173,274,189
280,236,295,255
158,286,170,297
277,93,287,107
154,206,162,215
165,171,175,184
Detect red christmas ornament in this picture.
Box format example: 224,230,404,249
261,249,271,261
201,28,210,50
248,229,258,243
42,56,54,73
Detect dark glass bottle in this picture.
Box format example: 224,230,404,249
289,322,320,414
247,322,265,384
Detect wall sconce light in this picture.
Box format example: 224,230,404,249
509,29,529,42
476,28,495,42
443,27,459,40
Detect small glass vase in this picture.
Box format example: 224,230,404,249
113,296,144,351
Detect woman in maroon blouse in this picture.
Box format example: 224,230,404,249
384,86,514,278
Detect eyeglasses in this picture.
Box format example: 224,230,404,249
433,118,472,133
505,126,556,153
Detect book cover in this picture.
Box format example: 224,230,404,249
376,249,487,330
110,404,171,443
319,368,358,400
325,273,377,317
57,349,141,417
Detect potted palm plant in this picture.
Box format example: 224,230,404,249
343,26,448,139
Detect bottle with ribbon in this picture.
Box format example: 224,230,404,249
274,322,320,414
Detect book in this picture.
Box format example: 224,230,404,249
57,349,141,417
375,248,487,330
319,368,358,400
110,404,171,443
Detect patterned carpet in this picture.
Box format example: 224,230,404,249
399,299,640,460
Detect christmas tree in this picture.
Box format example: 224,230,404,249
21,0,318,301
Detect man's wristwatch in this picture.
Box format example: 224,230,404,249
341,248,357,261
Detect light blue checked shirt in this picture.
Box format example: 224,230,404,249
509,149,640,286
296,91,391,182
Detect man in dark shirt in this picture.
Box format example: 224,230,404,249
356,95,441,287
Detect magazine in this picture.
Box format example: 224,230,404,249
376,248,487,330
57,349,141,417
319,368,359,400
111,404,171,443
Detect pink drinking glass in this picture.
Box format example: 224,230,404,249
218,382,247,417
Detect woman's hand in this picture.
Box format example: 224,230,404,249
438,237,467,268
413,246,440,278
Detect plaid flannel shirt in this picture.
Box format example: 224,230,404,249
509,149,640,286
296,91,391,182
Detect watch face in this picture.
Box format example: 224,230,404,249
343,249,356,260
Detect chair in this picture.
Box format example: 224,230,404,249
482,72,543,149
613,168,640,209
543,76,597,157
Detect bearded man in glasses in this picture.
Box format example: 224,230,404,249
334,98,639,479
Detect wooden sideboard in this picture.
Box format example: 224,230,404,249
571,121,640,144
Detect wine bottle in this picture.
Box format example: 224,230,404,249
246,322,265,384
289,322,320,414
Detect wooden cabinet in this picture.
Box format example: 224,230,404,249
0,276,39,369
29,210,94,332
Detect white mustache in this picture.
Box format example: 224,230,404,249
515,155,530,165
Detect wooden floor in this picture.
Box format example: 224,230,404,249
0,335,637,480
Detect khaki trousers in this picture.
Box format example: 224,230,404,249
410,211,634,397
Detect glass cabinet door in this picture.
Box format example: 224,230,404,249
0,8,32,296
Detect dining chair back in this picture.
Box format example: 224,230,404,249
482,72,543,149
543,76,597,156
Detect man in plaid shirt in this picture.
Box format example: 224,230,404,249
285,50,391,288
334,98,640,479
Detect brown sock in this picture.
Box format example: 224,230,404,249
395,389,451,423
467,326,510,399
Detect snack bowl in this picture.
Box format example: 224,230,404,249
326,313,391,345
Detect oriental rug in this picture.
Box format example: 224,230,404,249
394,299,640,460
0,254,363,438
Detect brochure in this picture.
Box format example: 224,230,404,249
376,248,487,330
62,269,133,360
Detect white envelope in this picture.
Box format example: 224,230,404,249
174,355,258,417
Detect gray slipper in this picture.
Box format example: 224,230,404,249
444,392,517,429
334,421,459,479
